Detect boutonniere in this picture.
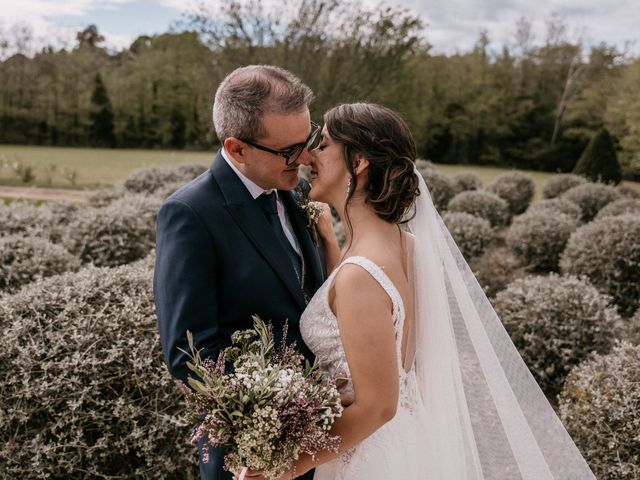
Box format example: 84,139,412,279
296,186,324,243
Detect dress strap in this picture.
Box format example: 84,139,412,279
335,256,405,332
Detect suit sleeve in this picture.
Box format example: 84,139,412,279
153,199,220,383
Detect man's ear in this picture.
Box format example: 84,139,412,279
224,137,247,164
353,153,369,176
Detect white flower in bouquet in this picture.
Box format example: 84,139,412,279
179,316,343,479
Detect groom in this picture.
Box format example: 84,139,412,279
154,65,326,480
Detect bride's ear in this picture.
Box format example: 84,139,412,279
353,153,369,176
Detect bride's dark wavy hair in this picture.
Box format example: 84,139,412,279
324,103,420,239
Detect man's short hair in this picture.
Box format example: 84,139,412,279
212,65,314,142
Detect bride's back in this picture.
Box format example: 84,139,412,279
330,229,416,373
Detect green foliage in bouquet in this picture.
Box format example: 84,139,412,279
181,316,343,479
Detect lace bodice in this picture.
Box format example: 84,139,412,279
300,256,423,479
300,256,407,382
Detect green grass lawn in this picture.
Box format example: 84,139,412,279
0,145,216,189
1,144,638,202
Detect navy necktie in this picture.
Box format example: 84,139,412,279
256,192,303,282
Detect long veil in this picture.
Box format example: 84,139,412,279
406,169,595,479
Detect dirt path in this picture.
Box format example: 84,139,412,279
0,185,94,203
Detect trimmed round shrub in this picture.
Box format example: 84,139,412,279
88,186,126,207
525,197,583,223
0,201,77,243
0,235,81,294
175,163,207,178
63,194,162,267
542,173,587,199
487,171,535,215
443,212,493,260
469,246,528,299
0,202,49,239
0,261,197,478
560,214,640,316
618,184,640,199
153,180,188,200
561,182,621,222
451,172,482,194
614,308,640,346
447,190,511,227
123,164,206,194
420,169,456,212
415,158,435,174
506,212,579,271
559,342,640,479
595,197,640,220
494,274,619,396
628,309,640,345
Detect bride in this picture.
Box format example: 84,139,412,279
241,103,595,479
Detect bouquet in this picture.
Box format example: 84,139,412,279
180,316,343,479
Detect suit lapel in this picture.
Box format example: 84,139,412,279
281,189,325,291
210,153,307,309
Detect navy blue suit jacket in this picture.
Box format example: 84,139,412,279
154,152,325,480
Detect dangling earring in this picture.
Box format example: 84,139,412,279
346,177,352,197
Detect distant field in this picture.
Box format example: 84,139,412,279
1,144,638,201
0,145,216,189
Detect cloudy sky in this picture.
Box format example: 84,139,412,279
0,0,638,56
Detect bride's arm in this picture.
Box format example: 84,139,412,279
293,264,400,476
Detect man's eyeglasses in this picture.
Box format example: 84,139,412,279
239,121,321,166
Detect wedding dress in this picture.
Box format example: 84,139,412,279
299,169,596,479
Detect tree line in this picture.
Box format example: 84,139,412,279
0,0,638,177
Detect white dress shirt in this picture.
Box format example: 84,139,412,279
221,148,302,256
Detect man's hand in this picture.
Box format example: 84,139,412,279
233,468,267,480
233,468,295,480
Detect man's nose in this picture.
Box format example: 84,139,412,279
296,148,312,166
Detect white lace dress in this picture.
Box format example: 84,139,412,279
300,256,429,480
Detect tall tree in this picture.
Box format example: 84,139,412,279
606,59,640,179
89,73,115,147
76,25,105,49
573,128,622,184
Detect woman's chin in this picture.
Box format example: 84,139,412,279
308,187,324,203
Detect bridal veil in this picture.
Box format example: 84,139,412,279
405,169,595,479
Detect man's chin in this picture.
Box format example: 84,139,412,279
281,170,300,190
